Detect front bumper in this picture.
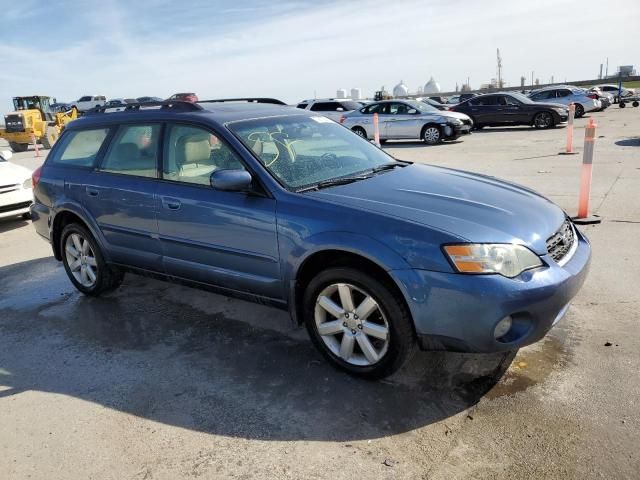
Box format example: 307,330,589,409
391,228,591,352
0,188,33,219
444,122,472,139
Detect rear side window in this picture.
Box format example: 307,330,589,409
99,124,161,178
52,128,110,167
310,102,340,111
296,103,308,109
361,103,384,114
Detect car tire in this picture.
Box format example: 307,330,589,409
422,125,442,145
352,127,367,139
22,212,31,220
379,139,388,145
574,104,585,118
633,101,639,108
619,102,626,108
9,142,29,153
60,223,124,296
533,111,554,129
303,267,416,380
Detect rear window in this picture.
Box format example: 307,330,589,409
51,128,110,167
310,102,341,112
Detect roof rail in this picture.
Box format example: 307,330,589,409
85,100,203,114
198,97,287,106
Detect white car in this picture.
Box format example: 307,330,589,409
0,150,33,219
296,98,363,122
591,84,636,103
70,95,107,112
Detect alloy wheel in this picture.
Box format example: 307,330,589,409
314,283,390,366
535,112,552,128
65,233,98,288
423,127,441,144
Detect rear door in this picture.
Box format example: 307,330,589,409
155,123,281,300
84,123,163,271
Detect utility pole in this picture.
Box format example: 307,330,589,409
599,63,603,80
531,71,534,87
496,48,503,88
605,57,609,78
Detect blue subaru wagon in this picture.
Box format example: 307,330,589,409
30,99,591,379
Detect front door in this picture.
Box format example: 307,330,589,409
155,123,281,300
384,102,421,138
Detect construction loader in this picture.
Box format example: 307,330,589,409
0,96,78,152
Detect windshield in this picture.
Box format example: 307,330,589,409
228,115,398,190
412,100,439,112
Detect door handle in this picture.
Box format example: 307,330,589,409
86,187,99,197
162,198,181,210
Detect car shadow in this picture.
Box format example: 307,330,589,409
0,257,516,442
0,216,30,234
384,139,465,148
473,125,566,133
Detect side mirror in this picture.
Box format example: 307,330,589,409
210,169,252,192
336,107,344,112
408,109,418,114
0,150,13,161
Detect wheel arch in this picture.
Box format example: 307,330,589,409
50,205,109,262
291,249,412,327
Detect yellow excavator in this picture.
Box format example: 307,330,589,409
0,96,78,152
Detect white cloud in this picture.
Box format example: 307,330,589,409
0,0,638,111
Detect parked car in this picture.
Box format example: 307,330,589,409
342,99,472,144
70,95,106,112
29,99,591,379
591,84,636,103
51,102,72,113
167,93,199,103
458,93,478,103
446,95,461,104
136,96,163,103
103,98,135,111
587,87,613,111
0,150,33,220
296,98,363,122
420,97,451,110
527,86,600,118
451,92,568,129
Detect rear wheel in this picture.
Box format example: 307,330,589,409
60,223,124,296
633,101,639,108
574,104,585,118
8,142,28,153
422,125,442,145
40,126,58,149
352,127,367,139
619,101,626,108
303,267,415,379
533,111,554,129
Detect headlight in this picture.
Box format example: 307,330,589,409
556,108,567,114
22,178,32,189
447,117,463,125
443,244,542,278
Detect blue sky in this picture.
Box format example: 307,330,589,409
0,0,638,108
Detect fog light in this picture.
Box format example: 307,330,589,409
494,316,513,340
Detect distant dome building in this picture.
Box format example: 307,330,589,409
393,80,409,97
423,77,441,94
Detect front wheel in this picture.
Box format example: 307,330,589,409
533,111,554,129
61,223,124,296
352,127,367,139
303,267,416,379
422,125,442,145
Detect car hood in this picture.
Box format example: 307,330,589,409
439,110,471,121
306,163,565,255
0,161,32,183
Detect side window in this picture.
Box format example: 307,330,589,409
388,102,410,114
296,103,308,109
163,124,245,186
362,103,384,114
78,96,91,102
557,90,572,97
99,124,161,178
53,128,110,167
310,102,339,112
475,96,498,106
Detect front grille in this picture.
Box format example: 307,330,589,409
0,200,31,214
546,219,576,264
4,114,24,133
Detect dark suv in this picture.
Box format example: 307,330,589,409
30,99,590,379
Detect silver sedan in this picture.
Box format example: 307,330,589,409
341,100,473,145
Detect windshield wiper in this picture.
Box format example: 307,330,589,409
369,162,404,173
297,175,371,193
